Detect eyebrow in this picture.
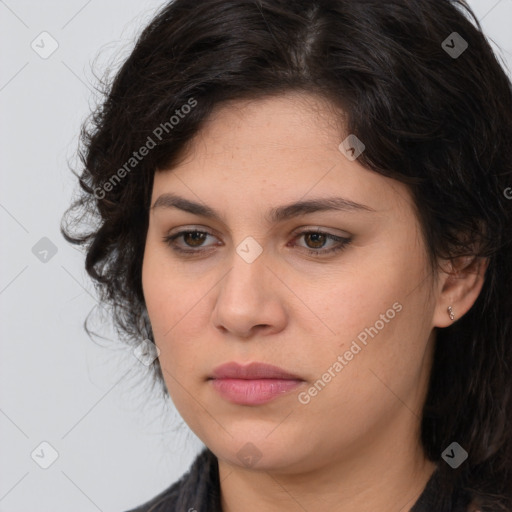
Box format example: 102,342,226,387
151,192,375,223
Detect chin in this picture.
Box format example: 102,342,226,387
209,435,314,474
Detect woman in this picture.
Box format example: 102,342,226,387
61,0,512,510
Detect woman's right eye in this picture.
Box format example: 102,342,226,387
162,230,219,255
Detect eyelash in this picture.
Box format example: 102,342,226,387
162,229,352,257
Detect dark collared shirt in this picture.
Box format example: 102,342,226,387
125,448,476,512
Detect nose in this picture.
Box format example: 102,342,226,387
212,250,288,339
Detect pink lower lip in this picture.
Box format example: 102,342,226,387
210,378,303,405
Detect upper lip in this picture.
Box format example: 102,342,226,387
210,362,303,380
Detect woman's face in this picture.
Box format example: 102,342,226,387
142,92,440,473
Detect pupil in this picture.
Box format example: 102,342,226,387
307,233,325,248
185,232,206,246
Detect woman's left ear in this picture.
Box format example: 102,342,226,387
432,254,489,328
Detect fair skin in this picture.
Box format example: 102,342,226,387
141,92,487,512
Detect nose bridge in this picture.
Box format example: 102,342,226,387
222,242,268,307
213,239,286,336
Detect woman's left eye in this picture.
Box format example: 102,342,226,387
290,230,352,256
162,229,352,257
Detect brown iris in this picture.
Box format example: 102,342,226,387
184,231,207,247
303,232,327,249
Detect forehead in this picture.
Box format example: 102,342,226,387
152,93,413,220
191,92,345,153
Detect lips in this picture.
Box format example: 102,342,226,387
209,361,302,380
208,362,305,405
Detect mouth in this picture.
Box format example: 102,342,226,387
208,362,305,405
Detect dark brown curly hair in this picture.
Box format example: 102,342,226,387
61,0,512,509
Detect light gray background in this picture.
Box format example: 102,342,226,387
1,1,511,510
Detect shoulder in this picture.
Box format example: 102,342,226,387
410,465,485,512
123,481,179,512
122,447,220,512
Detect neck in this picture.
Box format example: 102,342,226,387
217,411,437,512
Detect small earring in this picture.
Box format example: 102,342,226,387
447,306,455,321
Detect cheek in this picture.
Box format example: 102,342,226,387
142,246,179,357
142,248,208,376
310,271,432,414
142,252,167,331
312,261,402,337
142,240,187,330
310,251,429,376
